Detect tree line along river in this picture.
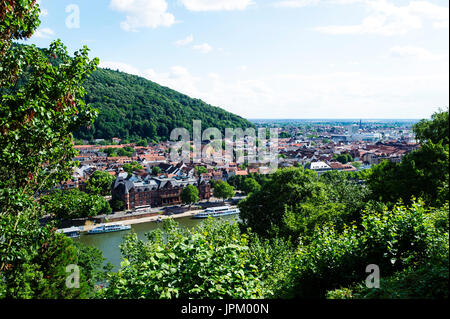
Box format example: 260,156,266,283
75,215,239,270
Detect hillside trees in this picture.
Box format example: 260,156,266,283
76,68,254,142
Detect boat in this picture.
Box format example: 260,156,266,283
57,226,82,238
193,206,240,219
87,223,131,234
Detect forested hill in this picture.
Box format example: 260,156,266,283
75,68,254,142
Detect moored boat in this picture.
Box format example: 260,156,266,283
193,206,240,219
57,226,82,238
87,223,131,234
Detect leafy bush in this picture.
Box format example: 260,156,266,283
0,211,106,298
281,201,449,298
98,219,269,299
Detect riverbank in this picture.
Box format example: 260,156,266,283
81,206,238,232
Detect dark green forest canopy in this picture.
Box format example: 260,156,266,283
76,68,254,142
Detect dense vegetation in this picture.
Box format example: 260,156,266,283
76,68,254,143
238,168,370,240
40,189,112,220
0,0,108,298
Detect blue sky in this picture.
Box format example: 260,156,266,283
27,0,449,119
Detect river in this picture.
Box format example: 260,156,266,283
75,215,239,270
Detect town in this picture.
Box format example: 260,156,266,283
48,119,419,226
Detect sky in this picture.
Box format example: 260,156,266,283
26,0,449,119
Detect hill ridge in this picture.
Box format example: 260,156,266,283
75,68,253,143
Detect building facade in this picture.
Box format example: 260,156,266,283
112,176,211,210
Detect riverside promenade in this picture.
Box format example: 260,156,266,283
81,205,238,232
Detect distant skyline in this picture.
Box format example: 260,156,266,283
26,0,449,119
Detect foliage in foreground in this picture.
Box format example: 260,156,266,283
97,218,293,299
1,0,105,299
0,210,109,298
281,201,449,298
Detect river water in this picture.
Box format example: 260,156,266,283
75,215,239,270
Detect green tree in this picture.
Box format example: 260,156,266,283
110,198,125,212
151,166,161,176
239,167,369,240
413,108,449,146
180,184,199,209
86,170,115,196
123,161,144,175
367,110,449,207
40,189,112,220
103,148,118,157
213,180,235,203
333,153,353,164
0,211,107,298
241,178,261,195
0,0,104,298
351,161,362,170
194,165,208,177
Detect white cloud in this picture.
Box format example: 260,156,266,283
109,0,175,31
272,0,362,7
33,27,54,38
272,0,320,8
96,60,448,119
207,71,449,119
98,61,142,76
37,0,48,16
389,45,445,60
193,43,213,53
316,0,449,36
174,34,194,46
98,61,201,97
180,0,254,11
408,1,449,29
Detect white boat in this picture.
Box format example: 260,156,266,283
57,226,82,238
193,206,240,219
87,223,131,234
